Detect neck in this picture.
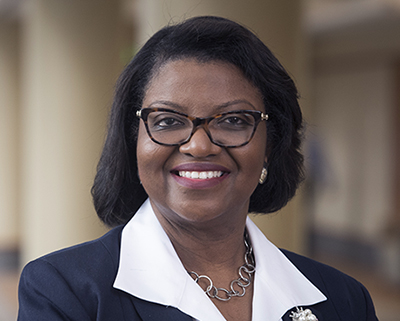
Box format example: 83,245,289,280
151,203,249,274
171,226,247,274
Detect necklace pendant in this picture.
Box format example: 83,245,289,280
289,307,318,321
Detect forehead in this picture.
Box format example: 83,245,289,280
143,59,264,115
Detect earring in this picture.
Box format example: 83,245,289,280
259,167,268,184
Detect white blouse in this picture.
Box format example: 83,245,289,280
114,200,326,321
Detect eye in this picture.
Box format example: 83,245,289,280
149,112,188,131
224,116,245,125
157,117,183,127
217,113,254,129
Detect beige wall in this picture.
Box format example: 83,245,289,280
307,6,400,288
312,64,395,238
309,12,400,243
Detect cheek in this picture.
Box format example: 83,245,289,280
237,127,268,178
136,124,174,185
250,124,268,162
136,125,161,177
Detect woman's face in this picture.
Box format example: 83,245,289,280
137,59,268,228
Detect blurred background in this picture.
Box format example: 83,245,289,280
0,0,399,320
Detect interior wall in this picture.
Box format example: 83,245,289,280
306,9,400,273
311,63,395,240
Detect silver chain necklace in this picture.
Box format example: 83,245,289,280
187,231,255,302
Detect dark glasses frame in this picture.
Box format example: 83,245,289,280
136,107,268,148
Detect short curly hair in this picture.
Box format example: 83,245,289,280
91,16,304,227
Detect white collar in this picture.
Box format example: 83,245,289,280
114,200,326,320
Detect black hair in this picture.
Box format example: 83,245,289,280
91,16,304,227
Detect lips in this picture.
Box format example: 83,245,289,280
171,163,230,188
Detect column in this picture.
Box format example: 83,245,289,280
20,0,124,265
0,19,20,260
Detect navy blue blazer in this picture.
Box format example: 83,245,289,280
18,225,378,320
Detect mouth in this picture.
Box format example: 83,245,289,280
170,164,230,188
177,171,224,180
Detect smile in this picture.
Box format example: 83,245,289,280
178,171,223,179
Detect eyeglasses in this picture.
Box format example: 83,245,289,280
136,107,268,148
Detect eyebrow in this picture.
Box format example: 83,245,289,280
146,99,257,112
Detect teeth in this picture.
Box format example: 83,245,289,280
178,171,223,179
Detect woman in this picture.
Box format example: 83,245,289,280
18,16,378,321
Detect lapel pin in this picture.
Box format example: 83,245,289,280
289,307,318,321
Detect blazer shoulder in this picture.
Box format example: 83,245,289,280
280,249,362,288
18,225,129,321
281,249,378,320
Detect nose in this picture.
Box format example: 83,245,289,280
179,127,222,157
